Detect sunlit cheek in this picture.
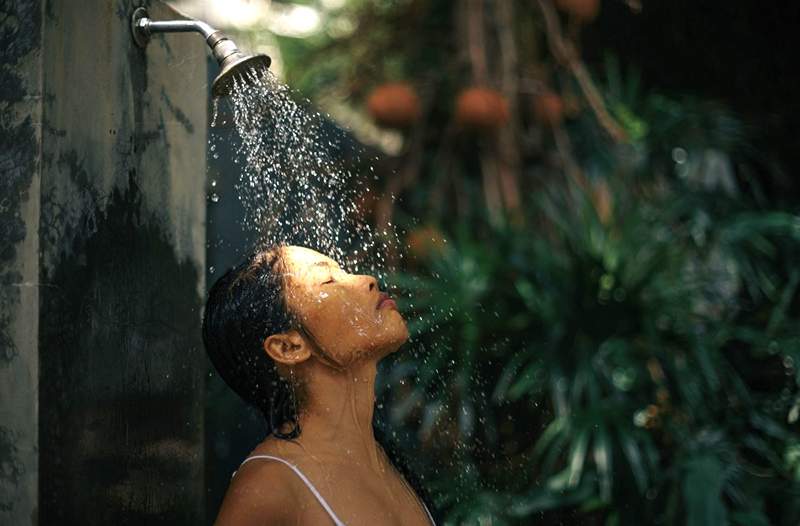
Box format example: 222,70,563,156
346,305,372,338
316,290,330,301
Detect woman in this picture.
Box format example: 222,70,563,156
203,245,435,525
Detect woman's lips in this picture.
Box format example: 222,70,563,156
378,298,397,310
377,292,397,310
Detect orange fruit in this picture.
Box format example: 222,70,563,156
366,82,421,129
455,87,509,131
407,226,447,259
555,0,601,22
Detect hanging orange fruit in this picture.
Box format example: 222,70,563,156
406,225,447,259
555,0,601,22
455,87,509,131
366,82,421,129
532,91,565,127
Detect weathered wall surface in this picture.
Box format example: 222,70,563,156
0,1,43,523
1,0,208,524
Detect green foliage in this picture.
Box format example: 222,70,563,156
377,88,800,524
266,1,800,522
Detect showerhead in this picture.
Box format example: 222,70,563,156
131,8,272,98
212,53,272,98
206,32,272,98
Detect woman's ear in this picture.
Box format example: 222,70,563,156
263,329,311,365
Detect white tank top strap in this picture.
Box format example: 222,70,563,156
422,500,436,524
231,454,436,526
231,454,347,526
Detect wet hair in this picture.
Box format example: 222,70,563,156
202,246,302,439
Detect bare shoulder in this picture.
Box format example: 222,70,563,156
213,457,301,526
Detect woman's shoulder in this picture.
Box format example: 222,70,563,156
214,447,303,526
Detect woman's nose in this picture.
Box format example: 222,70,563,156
361,275,377,291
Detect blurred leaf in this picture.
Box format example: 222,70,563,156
683,455,728,526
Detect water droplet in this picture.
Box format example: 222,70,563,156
671,147,688,164
210,98,220,127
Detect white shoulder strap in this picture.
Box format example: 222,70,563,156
232,454,436,526
422,500,436,525
231,454,347,526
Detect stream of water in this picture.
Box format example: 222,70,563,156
211,67,399,280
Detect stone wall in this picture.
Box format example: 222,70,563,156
0,1,208,524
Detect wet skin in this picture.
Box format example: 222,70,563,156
215,246,432,526
276,245,409,368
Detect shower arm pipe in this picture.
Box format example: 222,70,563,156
131,9,237,60
135,17,218,42
130,7,272,98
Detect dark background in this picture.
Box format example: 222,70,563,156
585,0,800,203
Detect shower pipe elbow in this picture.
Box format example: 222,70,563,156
131,10,242,66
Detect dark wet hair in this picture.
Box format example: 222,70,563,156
202,246,302,439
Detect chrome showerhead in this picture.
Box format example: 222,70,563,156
131,8,272,98
207,32,272,98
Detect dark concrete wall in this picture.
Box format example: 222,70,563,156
1,1,208,524
0,1,43,523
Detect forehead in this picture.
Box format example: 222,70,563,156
281,246,340,274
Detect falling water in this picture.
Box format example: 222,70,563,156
213,68,399,279
213,68,478,501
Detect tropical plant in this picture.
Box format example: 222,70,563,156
376,76,800,523
259,1,800,524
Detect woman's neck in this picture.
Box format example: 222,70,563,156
293,358,385,472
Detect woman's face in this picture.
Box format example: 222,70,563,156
280,246,408,367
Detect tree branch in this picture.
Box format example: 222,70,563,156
536,0,628,143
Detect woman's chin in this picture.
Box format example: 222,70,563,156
391,328,410,354
375,329,409,359
377,309,409,338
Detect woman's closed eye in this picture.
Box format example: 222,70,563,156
321,277,336,285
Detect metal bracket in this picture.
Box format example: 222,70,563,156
131,7,150,48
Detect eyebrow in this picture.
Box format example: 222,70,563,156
311,261,337,268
